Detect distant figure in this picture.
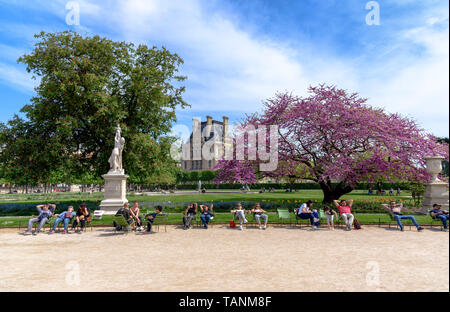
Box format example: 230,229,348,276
389,188,394,196
368,187,373,195
396,188,401,196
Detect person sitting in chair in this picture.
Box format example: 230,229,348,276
296,200,320,230
381,201,423,232
50,206,76,234
200,203,214,229
72,203,91,233
113,203,133,231
130,202,144,231
333,199,355,231
23,204,56,235
430,204,449,232
145,206,165,233
252,203,268,230
230,203,248,231
183,203,197,230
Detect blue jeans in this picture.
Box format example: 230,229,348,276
435,215,449,229
52,217,71,231
200,214,211,227
394,215,420,230
298,211,319,226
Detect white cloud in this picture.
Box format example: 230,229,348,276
0,62,37,92
361,16,449,136
0,0,447,137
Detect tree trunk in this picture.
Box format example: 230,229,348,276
320,181,354,203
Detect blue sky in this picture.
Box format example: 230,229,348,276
0,0,448,140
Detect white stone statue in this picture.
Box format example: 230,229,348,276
108,125,125,173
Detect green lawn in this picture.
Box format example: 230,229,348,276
0,189,413,204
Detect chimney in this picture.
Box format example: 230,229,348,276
205,115,213,140
222,116,229,136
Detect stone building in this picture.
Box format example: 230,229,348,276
181,116,230,171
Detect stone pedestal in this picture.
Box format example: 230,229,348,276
422,156,449,212
99,171,128,215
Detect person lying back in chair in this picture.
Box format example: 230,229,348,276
381,201,423,232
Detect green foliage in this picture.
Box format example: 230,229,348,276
0,31,187,186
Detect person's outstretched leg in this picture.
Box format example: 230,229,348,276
402,215,423,231
63,218,70,232
436,215,448,230
312,211,320,227
36,217,48,233
200,214,208,227
26,218,39,233
255,215,262,227
52,218,62,231
394,215,404,231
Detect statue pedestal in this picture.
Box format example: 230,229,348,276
100,171,128,215
422,181,449,212
421,156,449,213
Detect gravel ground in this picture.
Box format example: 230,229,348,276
0,225,448,292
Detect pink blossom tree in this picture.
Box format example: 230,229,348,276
214,84,449,202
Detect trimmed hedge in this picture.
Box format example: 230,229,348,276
174,182,410,191
0,198,419,216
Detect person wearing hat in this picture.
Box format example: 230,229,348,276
430,204,449,232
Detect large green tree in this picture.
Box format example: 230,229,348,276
1,31,187,185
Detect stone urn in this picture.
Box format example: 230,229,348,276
422,156,448,212
424,156,444,183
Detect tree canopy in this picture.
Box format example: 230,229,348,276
0,31,187,187
214,85,449,202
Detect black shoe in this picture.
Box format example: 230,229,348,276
417,227,424,232
400,227,404,231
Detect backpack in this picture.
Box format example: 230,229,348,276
353,218,362,230
229,220,236,228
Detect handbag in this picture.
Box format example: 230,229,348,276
229,220,236,228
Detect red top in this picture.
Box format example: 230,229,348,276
338,205,351,214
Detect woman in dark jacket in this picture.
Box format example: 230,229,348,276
72,203,91,233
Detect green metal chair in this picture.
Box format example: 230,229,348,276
113,215,133,234
152,214,168,232
277,208,292,226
